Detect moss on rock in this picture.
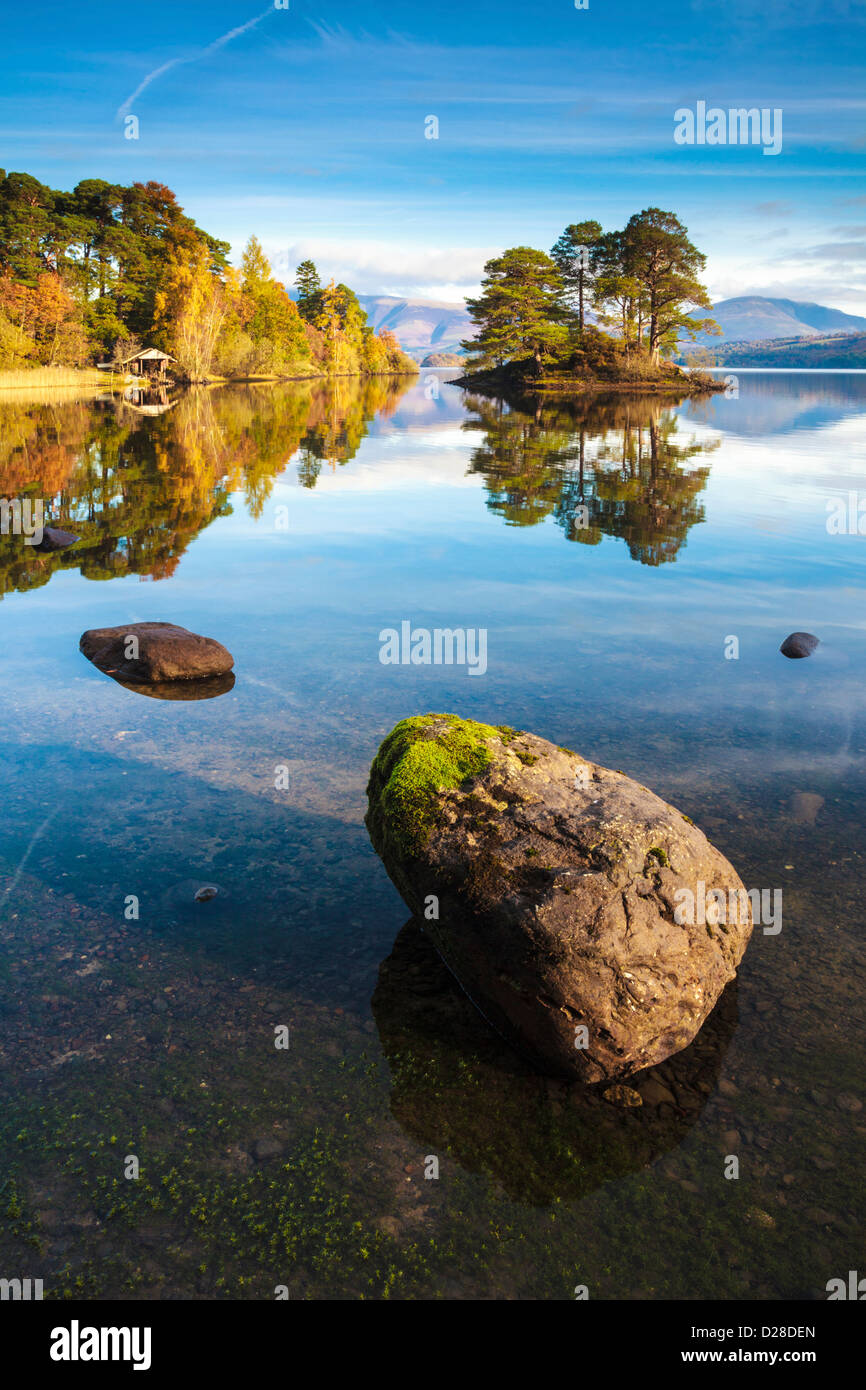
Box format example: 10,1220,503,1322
366,713,505,858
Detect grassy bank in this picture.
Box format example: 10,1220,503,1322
0,366,420,394
0,367,128,393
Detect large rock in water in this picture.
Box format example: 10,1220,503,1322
80,622,233,683
366,714,753,1084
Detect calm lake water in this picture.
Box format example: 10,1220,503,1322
0,369,864,1299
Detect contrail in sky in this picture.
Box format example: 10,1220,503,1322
116,6,275,121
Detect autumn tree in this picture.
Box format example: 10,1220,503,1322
153,246,226,380
237,236,309,372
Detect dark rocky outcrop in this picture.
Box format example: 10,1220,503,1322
780,631,819,659
366,714,753,1084
80,622,234,684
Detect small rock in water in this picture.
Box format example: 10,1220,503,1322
251,1136,284,1162
780,631,819,659
80,622,234,683
34,526,79,552
637,1076,676,1107
194,885,218,903
746,1207,776,1229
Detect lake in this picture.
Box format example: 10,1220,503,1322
0,368,863,1299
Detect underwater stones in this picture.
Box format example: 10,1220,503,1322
80,622,234,684
366,713,753,1084
112,672,235,701
603,1085,642,1108
780,631,819,659
160,879,228,916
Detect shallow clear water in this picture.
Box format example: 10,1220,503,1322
0,370,863,1299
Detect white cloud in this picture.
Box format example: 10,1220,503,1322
265,240,496,298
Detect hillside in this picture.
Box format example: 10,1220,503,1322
710,332,866,368
689,296,866,344
281,285,473,362
355,296,473,362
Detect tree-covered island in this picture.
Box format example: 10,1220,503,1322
457,208,722,395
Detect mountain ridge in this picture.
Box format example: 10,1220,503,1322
690,296,866,344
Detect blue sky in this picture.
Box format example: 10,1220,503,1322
2,0,865,307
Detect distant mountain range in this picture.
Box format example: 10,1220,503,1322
281,279,866,367
689,296,866,344
369,293,866,365
355,296,473,362
281,283,474,362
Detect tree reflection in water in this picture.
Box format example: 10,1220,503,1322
1,380,721,603
0,375,413,600
463,391,719,565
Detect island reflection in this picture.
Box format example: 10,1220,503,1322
463,391,719,565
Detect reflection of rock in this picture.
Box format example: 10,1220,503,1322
780,632,819,659
34,526,79,552
372,918,738,1206
110,671,236,701
366,715,752,1083
80,622,234,683
791,791,824,826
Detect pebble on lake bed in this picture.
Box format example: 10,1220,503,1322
790,791,824,825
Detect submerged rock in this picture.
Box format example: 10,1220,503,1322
780,631,819,659
790,791,824,826
366,714,753,1084
80,622,234,684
